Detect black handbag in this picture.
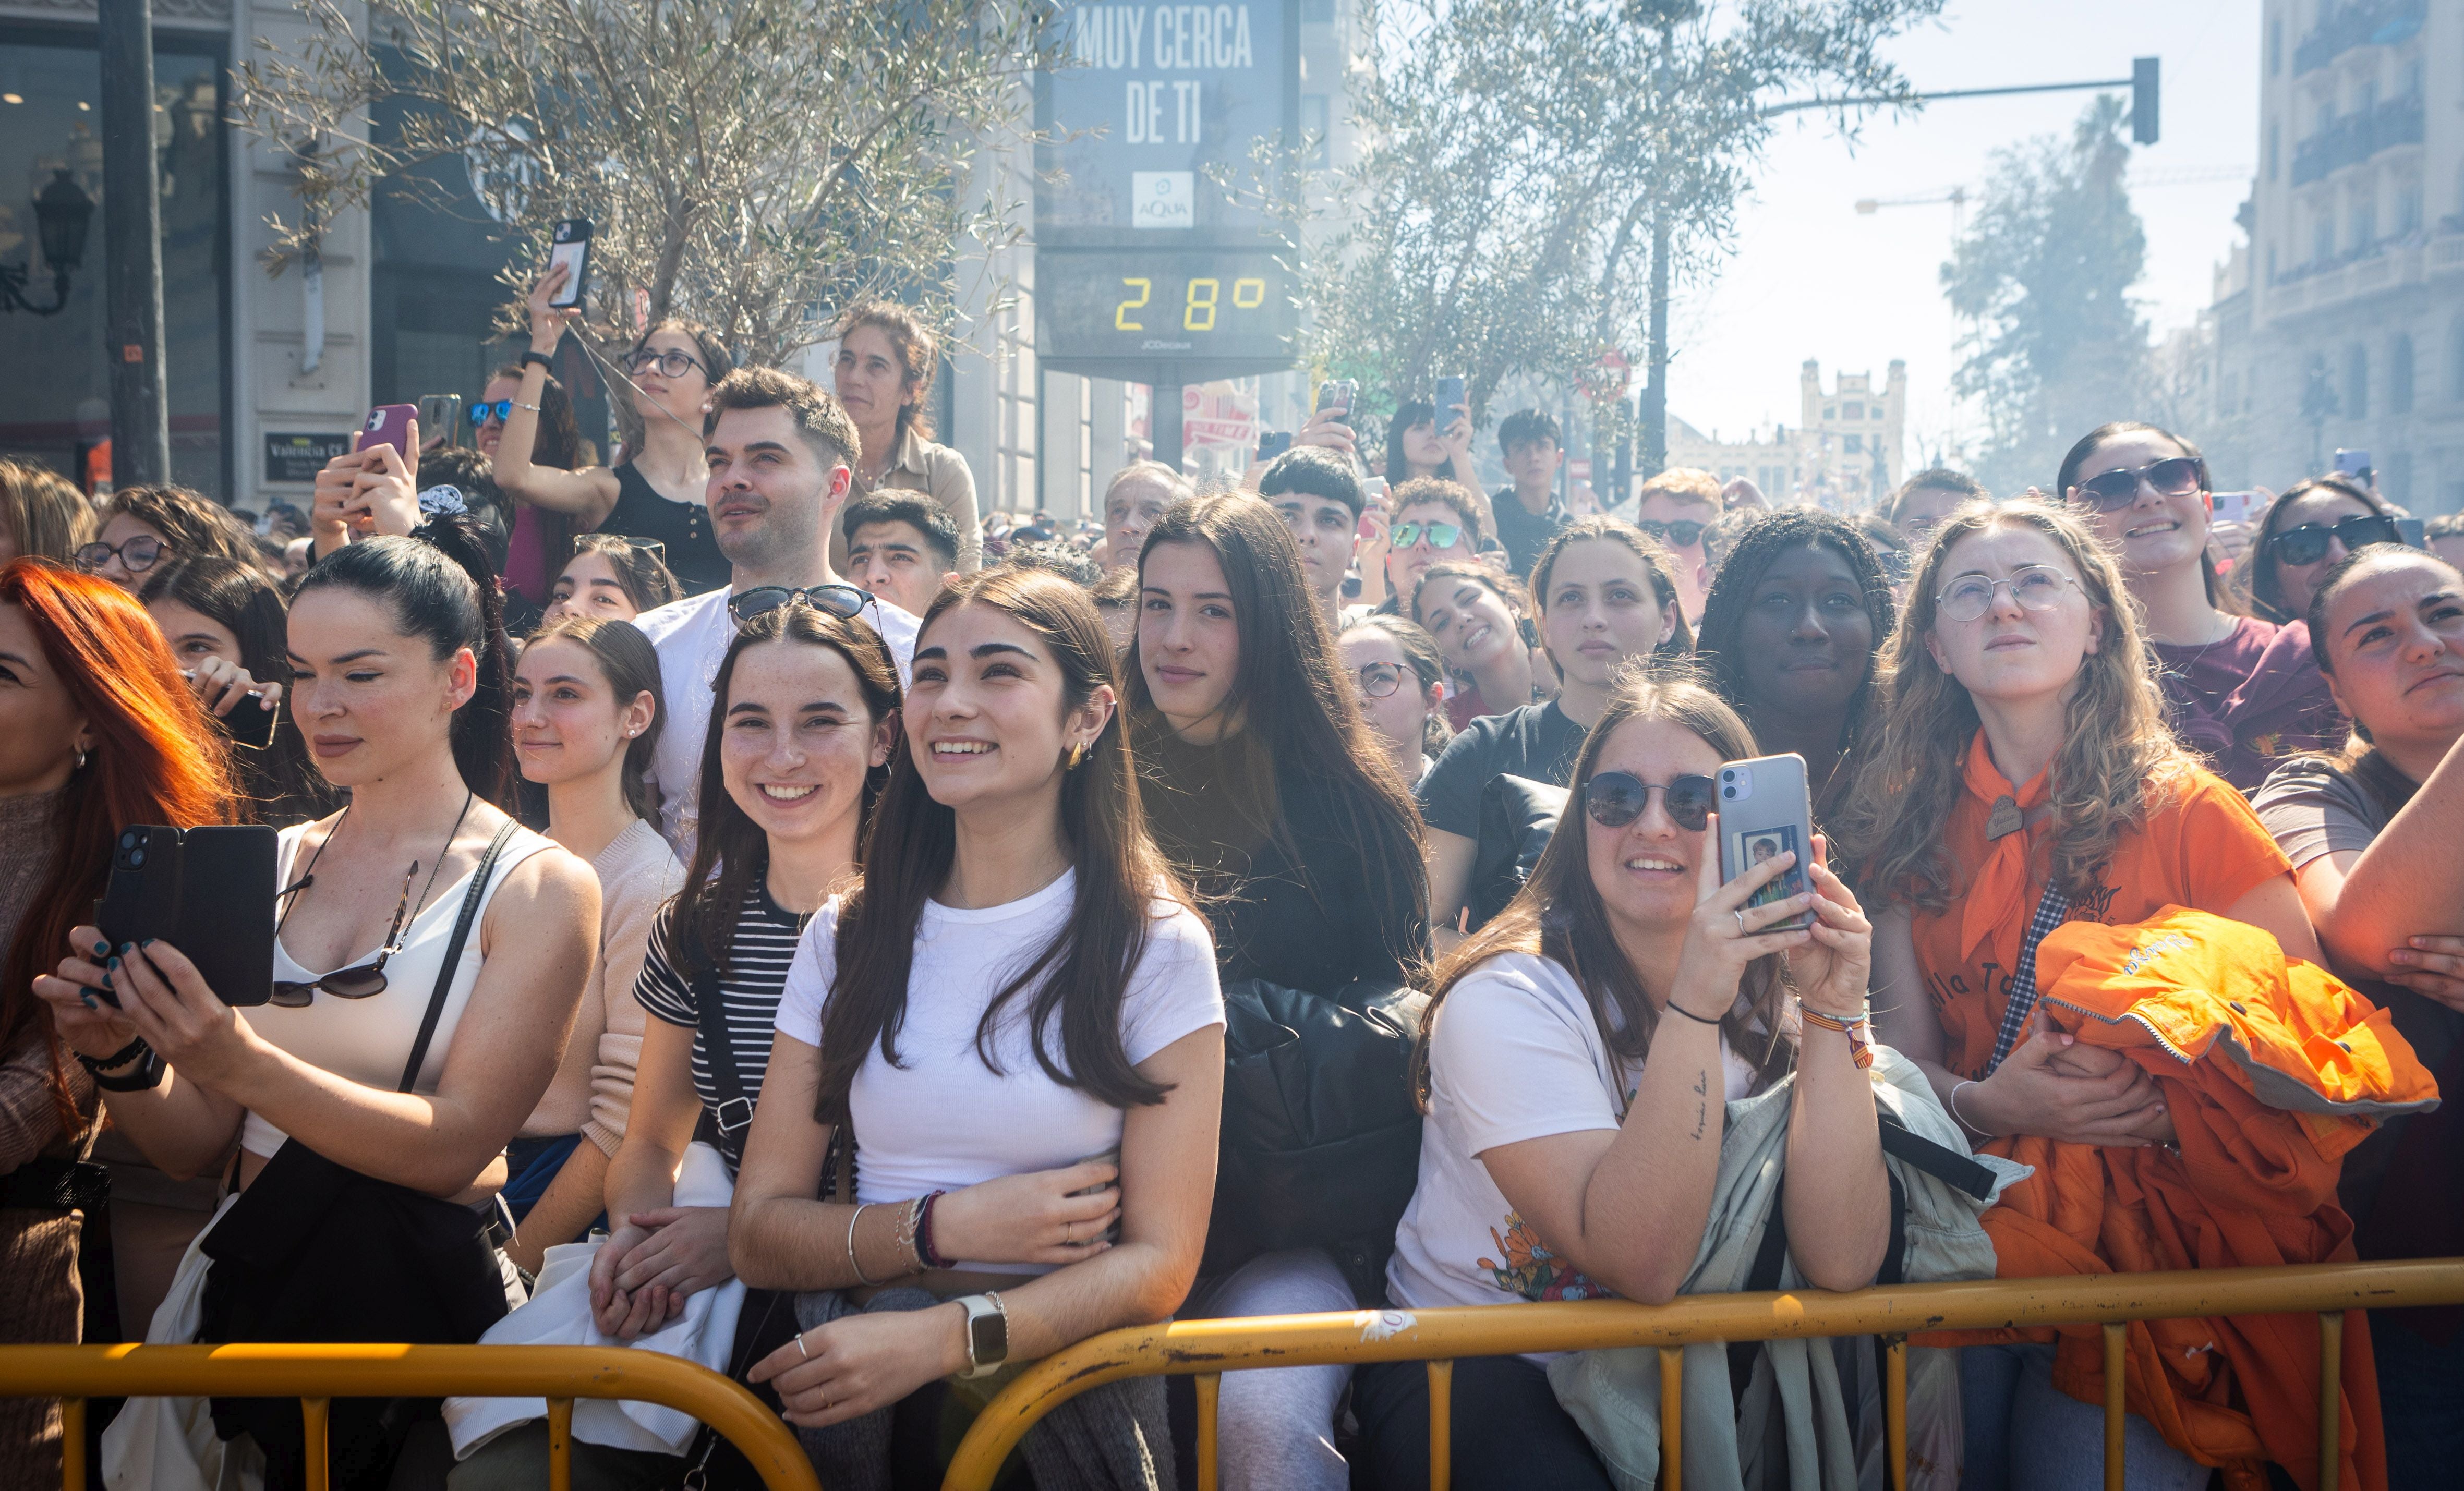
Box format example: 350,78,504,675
1205,976,1429,1293
1467,774,1570,930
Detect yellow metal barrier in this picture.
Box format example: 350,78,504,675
0,1343,821,1491
945,1258,2464,1491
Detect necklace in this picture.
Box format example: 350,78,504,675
276,792,477,953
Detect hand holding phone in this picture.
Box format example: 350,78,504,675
546,218,594,310
361,404,418,460
91,825,279,1008
1314,379,1358,427
1714,755,1814,932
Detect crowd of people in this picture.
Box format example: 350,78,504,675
0,322,2459,1491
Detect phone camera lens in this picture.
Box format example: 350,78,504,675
119,831,137,848
1722,786,1736,798
128,849,146,867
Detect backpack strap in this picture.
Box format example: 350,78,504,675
398,819,520,1093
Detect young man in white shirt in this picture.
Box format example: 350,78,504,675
1261,445,1366,632
635,367,921,854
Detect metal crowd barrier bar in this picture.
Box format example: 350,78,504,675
0,1343,822,1491
944,1258,2464,1491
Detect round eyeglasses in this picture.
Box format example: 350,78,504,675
1583,771,1717,832
1352,662,1406,699
1934,565,2078,623
76,535,166,574
625,348,707,380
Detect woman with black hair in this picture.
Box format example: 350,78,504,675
39,519,600,1489
1693,508,1897,820
2056,423,2341,792
80,483,261,593
729,568,1224,1489
2245,475,2404,626
474,357,585,612
1383,396,1493,546
1409,561,1552,728
496,263,738,595
139,556,337,827
543,533,684,626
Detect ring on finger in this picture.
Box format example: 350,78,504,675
794,1333,810,1362
1734,908,1748,934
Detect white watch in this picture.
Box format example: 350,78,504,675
955,1292,1009,1379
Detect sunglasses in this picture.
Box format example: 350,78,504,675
1352,662,1406,699
469,400,515,426
76,535,165,574
625,348,706,380
1393,521,1465,550
2266,514,2401,567
727,583,874,629
1583,770,1717,832
2069,456,2204,513
269,861,419,1007
1636,519,1707,548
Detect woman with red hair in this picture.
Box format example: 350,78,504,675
0,557,231,1484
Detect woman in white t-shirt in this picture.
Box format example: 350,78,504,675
731,566,1225,1489
1366,672,1889,1491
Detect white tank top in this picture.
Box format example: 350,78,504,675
240,820,557,1159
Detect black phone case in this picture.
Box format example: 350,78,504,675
95,826,280,1008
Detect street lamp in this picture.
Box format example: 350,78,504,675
1,168,96,316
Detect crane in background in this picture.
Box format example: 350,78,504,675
1853,164,2251,242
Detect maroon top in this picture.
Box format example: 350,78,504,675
2151,616,2345,794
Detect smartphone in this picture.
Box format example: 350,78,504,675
2335,448,2372,480
418,394,465,451
1434,374,1467,423
361,404,418,460
222,693,281,751
1071,1148,1124,1246
1715,754,1814,933
547,217,594,309
93,825,280,1008
2209,490,2257,526
1257,431,1293,462
1315,378,1358,427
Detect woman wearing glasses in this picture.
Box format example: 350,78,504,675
1339,615,1452,785
494,262,738,596
1369,672,1885,1491
1843,502,2327,1491
1418,518,1690,948
38,519,600,1486
2056,423,2342,792
78,483,260,593
2245,475,2406,626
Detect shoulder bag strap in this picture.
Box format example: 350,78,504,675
1981,877,2074,1078
693,964,757,1138
399,820,521,1093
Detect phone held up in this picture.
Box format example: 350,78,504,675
360,404,418,460
1434,374,1467,424
94,826,280,1008
547,217,594,309
418,394,466,451
1714,754,1814,932
1315,378,1358,428
1257,431,1294,463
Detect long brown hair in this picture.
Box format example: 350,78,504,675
1527,515,1698,658
1414,669,1792,1109
0,560,234,1133
518,615,668,825
670,603,900,980
814,568,1187,1123
98,484,260,573
1833,500,2194,913
0,457,94,565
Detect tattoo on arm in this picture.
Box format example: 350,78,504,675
1691,1069,1709,1140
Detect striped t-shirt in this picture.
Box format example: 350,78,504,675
634,881,810,1173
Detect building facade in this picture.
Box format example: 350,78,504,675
2209,0,2463,514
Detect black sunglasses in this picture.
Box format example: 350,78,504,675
2266,514,2401,568
1583,771,1717,832
2070,456,2205,513
1636,519,1707,548
269,862,418,1007
727,584,874,629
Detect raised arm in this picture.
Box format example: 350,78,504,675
493,265,620,525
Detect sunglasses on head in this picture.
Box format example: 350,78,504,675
1583,770,1717,832
1393,521,1464,550
727,583,874,629
2069,456,2204,513
1636,519,1707,548
2266,514,2401,567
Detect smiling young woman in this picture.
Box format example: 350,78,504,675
2056,423,2342,792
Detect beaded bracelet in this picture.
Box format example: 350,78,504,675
916,1190,952,1270
1799,1004,1875,1070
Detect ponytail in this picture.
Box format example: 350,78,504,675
295,516,517,805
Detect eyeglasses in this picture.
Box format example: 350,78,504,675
1934,565,2078,623
1393,522,1464,550
1584,771,1717,831
2266,514,2401,567
269,862,419,1008
76,535,165,574
469,400,515,426
1636,519,1707,548
2068,456,2205,513
625,348,706,380
1352,662,1406,699
727,584,874,629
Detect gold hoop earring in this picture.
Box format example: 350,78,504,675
1066,742,1088,770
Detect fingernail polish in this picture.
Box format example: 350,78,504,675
100,973,112,990
140,939,154,949
81,993,97,1010
118,943,134,954
92,941,109,957
106,957,119,971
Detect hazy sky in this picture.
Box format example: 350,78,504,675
1669,0,2257,460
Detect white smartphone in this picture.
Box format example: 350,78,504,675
1716,754,1814,932
547,217,593,309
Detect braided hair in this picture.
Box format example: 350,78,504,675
1695,508,1897,762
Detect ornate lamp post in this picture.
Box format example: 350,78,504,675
0,168,96,316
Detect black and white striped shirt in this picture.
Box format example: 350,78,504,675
634,882,810,1173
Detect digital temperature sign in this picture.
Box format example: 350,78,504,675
1036,0,1299,382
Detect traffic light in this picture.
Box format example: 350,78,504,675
2131,56,2159,145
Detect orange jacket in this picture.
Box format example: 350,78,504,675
1922,908,2438,1491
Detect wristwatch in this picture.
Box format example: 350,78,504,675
77,1037,165,1092
955,1292,1010,1379
520,349,557,372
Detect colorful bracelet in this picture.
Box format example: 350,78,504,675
916,1190,952,1270
1799,1004,1875,1069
